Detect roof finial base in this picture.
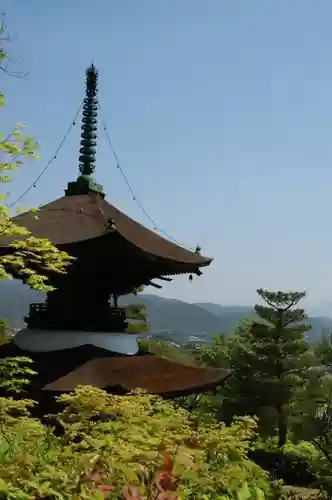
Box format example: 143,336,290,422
65,174,105,197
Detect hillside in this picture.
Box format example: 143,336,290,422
1,281,332,343
120,295,223,335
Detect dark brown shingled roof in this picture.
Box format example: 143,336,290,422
0,193,211,266
43,356,230,396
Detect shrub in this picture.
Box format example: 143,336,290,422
251,440,332,497
248,447,316,487
0,386,277,499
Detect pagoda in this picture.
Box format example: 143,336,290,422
0,65,229,408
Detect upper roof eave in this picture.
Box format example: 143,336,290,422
0,193,213,268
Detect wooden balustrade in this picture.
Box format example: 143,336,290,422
25,302,128,332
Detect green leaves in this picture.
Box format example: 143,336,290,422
0,386,275,499
0,356,36,393
6,236,73,291
256,289,307,310
0,92,72,291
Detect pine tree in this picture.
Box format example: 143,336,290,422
223,289,311,446
315,334,332,367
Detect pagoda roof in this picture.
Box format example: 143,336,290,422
0,341,229,400
0,192,211,267
43,355,230,397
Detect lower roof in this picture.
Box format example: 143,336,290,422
0,342,230,398
43,355,230,397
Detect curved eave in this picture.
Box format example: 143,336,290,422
42,355,231,396
0,193,213,268
107,230,213,269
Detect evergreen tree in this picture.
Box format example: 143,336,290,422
125,302,150,334
223,289,311,446
0,317,11,345
315,334,332,367
292,334,332,451
195,333,231,369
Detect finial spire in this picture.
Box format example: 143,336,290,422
65,63,104,197
79,64,98,176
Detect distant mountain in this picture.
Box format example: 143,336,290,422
195,303,254,332
1,281,332,344
121,294,332,343
120,295,222,335
195,303,253,317
194,303,227,316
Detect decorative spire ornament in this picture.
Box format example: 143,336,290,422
79,64,98,176
65,63,104,196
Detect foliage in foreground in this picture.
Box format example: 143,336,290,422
0,101,72,290
0,386,278,499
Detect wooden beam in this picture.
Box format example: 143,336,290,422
148,281,163,289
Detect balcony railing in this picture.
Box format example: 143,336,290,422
25,302,129,332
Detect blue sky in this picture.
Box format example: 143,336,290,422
2,0,332,306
